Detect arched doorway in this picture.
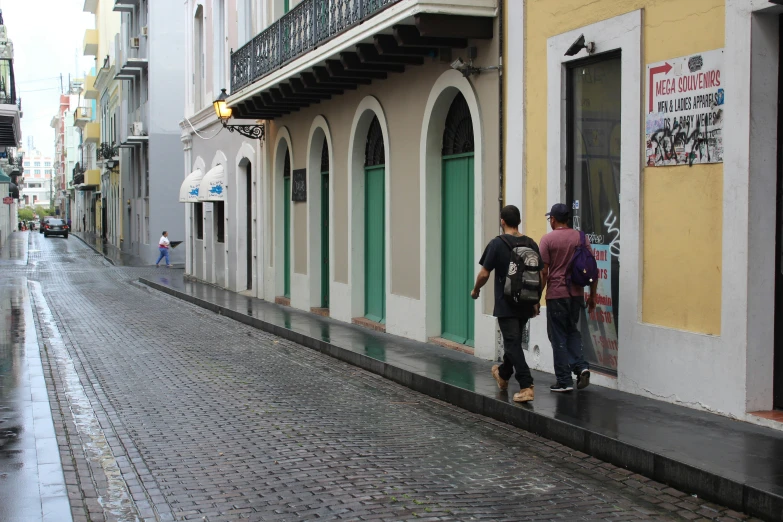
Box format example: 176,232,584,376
364,116,385,323
283,149,291,298
320,138,330,308
441,93,475,346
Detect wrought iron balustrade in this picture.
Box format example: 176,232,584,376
231,0,402,93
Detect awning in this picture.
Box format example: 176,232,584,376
199,165,226,202
179,169,204,203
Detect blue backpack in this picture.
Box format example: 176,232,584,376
569,231,599,288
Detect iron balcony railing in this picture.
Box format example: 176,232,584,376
231,0,402,93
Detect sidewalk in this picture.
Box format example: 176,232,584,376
72,231,182,268
0,233,71,521
140,272,783,521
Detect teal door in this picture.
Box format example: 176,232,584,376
283,174,291,298
441,153,475,345
364,165,385,323
321,171,329,308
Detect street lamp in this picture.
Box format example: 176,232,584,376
213,89,265,141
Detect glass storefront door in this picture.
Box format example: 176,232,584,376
566,52,622,374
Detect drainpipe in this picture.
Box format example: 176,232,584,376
498,0,504,217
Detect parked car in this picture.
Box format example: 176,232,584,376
43,218,69,239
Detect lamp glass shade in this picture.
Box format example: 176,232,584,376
213,89,233,121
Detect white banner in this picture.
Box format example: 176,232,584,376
645,49,724,167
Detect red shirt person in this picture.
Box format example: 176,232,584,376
539,203,597,393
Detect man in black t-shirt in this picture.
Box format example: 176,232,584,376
471,205,540,403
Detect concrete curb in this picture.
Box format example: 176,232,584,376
140,277,782,521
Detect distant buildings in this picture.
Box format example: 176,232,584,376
0,9,23,246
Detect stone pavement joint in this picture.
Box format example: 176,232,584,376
18,231,765,521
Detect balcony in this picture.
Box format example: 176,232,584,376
228,0,495,119
0,58,20,147
113,0,136,13
74,107,92,129
79,169,101,189
83,29,98,57
84,122,100,144
84,75,98,100
83,0,98,13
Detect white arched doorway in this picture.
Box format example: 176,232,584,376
347,97,391,323
306,116,333,312
419,70,493,358
272,128,293,301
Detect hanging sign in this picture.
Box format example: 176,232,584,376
645,49,724,167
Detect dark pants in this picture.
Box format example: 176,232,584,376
547,297,589,386
497,317,534,389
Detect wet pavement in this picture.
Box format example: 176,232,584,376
0,229,766,521
72,231,183,268
0,233,71,522
139,269,783,520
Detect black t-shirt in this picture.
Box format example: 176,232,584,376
479,234,541,318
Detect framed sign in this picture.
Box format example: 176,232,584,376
292,169,307,202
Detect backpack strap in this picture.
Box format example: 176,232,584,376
498,234,527,250
579,230,586,247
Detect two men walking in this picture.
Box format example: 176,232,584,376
473,203,597,402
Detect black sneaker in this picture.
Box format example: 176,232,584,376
577,369,591,390
550,383,573,393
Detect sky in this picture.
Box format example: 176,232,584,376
2,0,94,157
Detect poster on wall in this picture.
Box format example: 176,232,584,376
584,244,618,371
645,48,724,167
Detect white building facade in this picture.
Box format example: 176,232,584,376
20,150,54,209
116,0,186,263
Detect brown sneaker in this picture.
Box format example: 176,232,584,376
513,386,535,403
491,365,508,391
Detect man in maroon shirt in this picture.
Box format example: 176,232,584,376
539,203,597,393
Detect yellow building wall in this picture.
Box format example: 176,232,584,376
523,0,724,334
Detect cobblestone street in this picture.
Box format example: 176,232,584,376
9,232,747,521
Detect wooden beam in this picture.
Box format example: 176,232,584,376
301,72,358,91
357,44,424,66
290,77,344,96
393,24,467,49
261,91,302,111
269,87,311,110
374,35,435,57
279,82,329,102
313,66,370,86
341,52,405,73
414,14,494,39
326,60,387,80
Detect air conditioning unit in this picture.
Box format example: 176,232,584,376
130,37,140,48
131,122,144,136
141,26,148,37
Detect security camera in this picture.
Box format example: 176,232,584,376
564,34,595,56
450,58,465,71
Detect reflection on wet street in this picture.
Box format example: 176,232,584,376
0,233,71,522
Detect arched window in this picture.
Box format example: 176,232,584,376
364,116,384,167
442,94,474,155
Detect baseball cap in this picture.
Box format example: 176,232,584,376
545,203,570,222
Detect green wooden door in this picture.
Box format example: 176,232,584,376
441,153,475,346
364,165,385,323
283,175,291,298
321,171,329,308
283,0,289,13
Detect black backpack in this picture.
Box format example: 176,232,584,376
499,235,542,305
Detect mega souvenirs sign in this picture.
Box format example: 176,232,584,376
645,49,724,167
